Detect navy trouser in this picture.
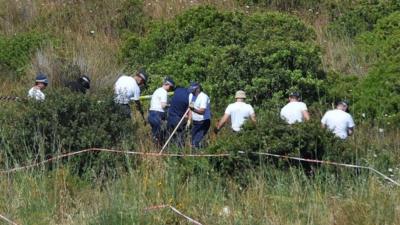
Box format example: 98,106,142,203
191,119,210,149
116,104,131,119
167,116,187,148
148,110,166,144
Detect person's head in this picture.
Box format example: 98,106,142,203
78,75,91,90
162,77,175,91
188,82,201,96
336,100,349,112
134,69,147,87
288,92,300,102
235,90,246,102
35,73,49,90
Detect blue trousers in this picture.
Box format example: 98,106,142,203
191,119,210,149
148,111,166,144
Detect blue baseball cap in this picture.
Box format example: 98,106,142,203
137,69,147,83
164,77,175,87
289,92,300,98
338,100,350,107
35,73,49,85
188,82,200,93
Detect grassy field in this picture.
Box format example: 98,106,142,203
0,0,399,224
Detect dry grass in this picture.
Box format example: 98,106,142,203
143,0,239,19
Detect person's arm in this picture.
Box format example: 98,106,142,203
302,110,310,121
186,110,192,129
216,114,230,130
250,113,256,123
189,95,207,115
348,127,354,136
249,106,256,124
347,116,355,136
321,113,327,128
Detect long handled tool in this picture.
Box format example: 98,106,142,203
159,108,191,154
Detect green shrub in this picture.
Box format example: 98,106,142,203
329,0,400,37
357,11,400,63
0,90,138,176
0,32,46,77
207,111,348,178
352,12,400,124
324,71,359,105
121,6,324,107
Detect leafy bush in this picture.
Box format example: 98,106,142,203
324,71,359,104
207,111,348,178
0,90,138,175
329,0,400,37
121,6,325,107
0,32,46,77
352,12,400,124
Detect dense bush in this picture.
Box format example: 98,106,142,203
207,111,348,177
352,12,400,124
0,90,138,175
324,71,359,104
122,6,325,106
0,32,45,77
329,0,400,37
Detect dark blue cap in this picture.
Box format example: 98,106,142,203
188,82,200,93
35,73,48,84
338,100,349,107
79,75,91,89
137,69,147,83
164,77,175,87
289,92,300,98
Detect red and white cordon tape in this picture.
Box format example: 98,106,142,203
246,151,400,187
0,148,398,187
145,204,203,225
0,213,19,225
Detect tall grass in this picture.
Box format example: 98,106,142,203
0,153,399,224
0,117,399,224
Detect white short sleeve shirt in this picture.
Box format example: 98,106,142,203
321,109,355,139
225,102,255,131
280,101,308,124
114,75,140,104
149,87,168,112
28,87,45,101
189,92,211,121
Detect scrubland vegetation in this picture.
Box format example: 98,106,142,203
0,0,399,224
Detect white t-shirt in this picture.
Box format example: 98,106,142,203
189,92,211,121
114,75,140,104
225,102,255,131
149,87,168,112
321,109,355,139
28,87,45,101
280,101,308,124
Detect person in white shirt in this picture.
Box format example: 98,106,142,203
148,77,175,144
280,92,310,124
214,90,256,133
114,69,147,118
188,82,211,149
28,73,48,101
321,101,355,139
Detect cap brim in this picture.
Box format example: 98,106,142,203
138,73,147,83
